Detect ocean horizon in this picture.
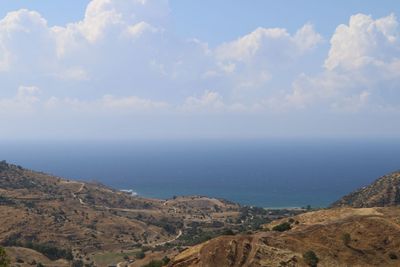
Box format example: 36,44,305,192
1,138,399,208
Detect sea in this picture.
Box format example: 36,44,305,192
1,139,399,208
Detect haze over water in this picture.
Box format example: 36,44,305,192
1,139,399,208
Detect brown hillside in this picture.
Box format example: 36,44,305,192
170,207,400,267
0,161,250,266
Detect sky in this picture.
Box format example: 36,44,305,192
0,0,399,140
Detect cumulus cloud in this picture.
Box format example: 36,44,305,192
284,14,400,112
325,13,400,71
213,24,323,101
0,0,399,138
0,9,56,73
0,85,41,114
216,24,322,63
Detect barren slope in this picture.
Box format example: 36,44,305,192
170,207,400,267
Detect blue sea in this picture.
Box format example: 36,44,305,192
1,139,399,208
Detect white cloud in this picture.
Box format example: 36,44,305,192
100,95,169,110
0,9,56,72
0,0,399,138
283,14,400,112
182,91,225,111
0,85,41,113
213,24,323,98
325,13,400,71
216,24,322,63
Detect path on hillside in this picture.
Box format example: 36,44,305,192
153,229,183,247
73,184,184,245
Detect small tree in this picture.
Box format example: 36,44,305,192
272,222,292,232
389,252,398,260
0,247,10,267
303,250,319,267
162,256,170,265
342,233,351,247
135,250,145,260
71,260,84,267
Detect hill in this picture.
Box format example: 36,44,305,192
170,207,400,267
0,161,293,266
331,171,400,208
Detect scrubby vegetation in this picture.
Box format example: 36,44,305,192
2,239,73,261
142,256,170,267
342,233,351,247
303,250,319,267
0,247,10,267
135,250,145,259
272,222,292,232
389,252,398,260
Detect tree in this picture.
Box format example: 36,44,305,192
142,260,163,267
0,247,10,267
342,233,351,247
71,260,84,267
389,252,398,260
135,250,145,259
303,250,319,267
162,256,170,265
272,222,291,232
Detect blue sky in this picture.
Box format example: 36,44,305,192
170,0,400,45
1,1,399,44
0,0,399,140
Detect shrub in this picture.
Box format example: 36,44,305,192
0,247,10,267
142,260,163,267
23,242,73,261
162,256,170,265
135,250,145,259
71,260,84,267
389,252,398,260
272,222,291,232
222,229,235,236
303,250,319,267
341,233,351,247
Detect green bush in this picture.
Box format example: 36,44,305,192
222,229,235,236
0,247,10,267
142,260,163,267
162,256,170,265
341,233,351,247
272,222,291,232
135,250,146,259
71,260,84,267
303,250,319,267
389,252,398,260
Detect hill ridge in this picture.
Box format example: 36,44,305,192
331,170,400,208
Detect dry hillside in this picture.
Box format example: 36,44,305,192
331,171,400,208
170,207,400,267
0,160,287,266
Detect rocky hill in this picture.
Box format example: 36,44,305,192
331,171,400,208
170,207,400,267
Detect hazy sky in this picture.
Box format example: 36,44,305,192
0,0,399,140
